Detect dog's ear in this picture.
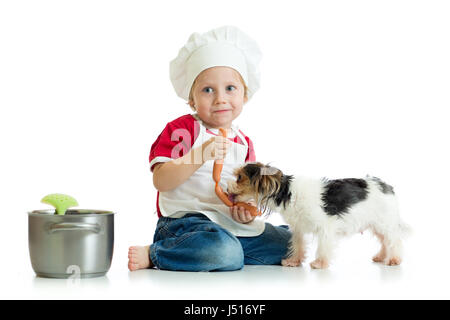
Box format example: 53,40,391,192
244,163,262,183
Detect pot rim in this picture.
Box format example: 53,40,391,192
28,209,115,216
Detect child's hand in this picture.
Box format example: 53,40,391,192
230,200,257,224
203,135,231,162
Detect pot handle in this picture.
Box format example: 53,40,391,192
48,222,101,234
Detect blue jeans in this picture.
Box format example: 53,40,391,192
149,213,291,271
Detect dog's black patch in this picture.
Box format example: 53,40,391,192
370,176,395,195
321,178,368,216
270,174,294,209
243,163,262,183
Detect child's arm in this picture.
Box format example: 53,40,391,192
153,136,231,192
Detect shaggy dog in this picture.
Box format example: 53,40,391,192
227,162,409,269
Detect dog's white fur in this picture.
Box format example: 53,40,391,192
229,175,409,269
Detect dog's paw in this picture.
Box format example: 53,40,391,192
281,258,302,267
372,253,385,263
310,259,329,269
386,257,402,266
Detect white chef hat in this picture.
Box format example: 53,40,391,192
170,26,262,101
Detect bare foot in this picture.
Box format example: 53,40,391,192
128,245,154,271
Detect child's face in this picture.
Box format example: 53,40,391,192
190,66,248,129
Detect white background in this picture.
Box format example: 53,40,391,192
1,0,449,299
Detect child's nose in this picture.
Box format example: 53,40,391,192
214,89,227,104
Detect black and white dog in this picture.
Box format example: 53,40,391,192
227,162,409,269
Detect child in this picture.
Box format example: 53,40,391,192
128,26,291,271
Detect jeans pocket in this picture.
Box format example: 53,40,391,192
154,213,208,242
154,217,177,241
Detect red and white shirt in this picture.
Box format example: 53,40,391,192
149,113,264,237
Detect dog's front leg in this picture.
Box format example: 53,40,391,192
310,231,334,269
281,231,306,267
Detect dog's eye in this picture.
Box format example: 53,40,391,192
236,174,242,182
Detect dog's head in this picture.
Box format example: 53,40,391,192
227,162,293,214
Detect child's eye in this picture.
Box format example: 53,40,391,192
226,85,236,91
202,87,214,93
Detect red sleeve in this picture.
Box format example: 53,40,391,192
149,114,200,172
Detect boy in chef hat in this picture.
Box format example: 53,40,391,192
128,26,291,272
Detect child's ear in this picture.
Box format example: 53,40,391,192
244,95,248,104
188,100,196,111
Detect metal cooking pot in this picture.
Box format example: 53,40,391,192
28,209,114,278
